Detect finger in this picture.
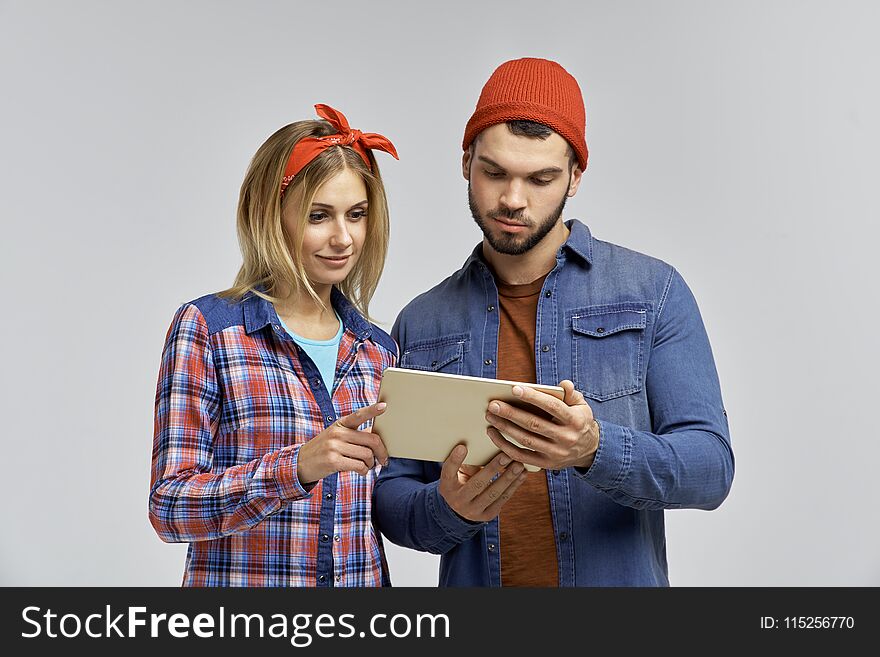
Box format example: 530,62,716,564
336,454,372,476
474,460,526,511
482,470,529,518
336,402,387,430
339,442,375,470
456,463,481,485
463,451,513,499
486,401,562,442
487,426,549,469
440,444,468,484
340,428,390,466
507,385,572,423
485,416,554,453
365,431,390,465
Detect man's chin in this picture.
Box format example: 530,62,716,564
484,229,534,256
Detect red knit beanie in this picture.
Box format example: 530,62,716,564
463,57,588,171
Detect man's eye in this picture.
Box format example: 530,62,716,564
531,178,553,186
484,170,504,178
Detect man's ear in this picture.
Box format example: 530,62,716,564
567,164,584,197
462,148,472,181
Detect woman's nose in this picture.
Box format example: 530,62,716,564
329,218,353,248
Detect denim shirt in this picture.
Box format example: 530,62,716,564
373,219,734,586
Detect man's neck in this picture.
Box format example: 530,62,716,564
482,219,570,285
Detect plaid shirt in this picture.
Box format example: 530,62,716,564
150,288,397,587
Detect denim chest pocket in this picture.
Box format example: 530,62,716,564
571,307,647,402
399,335,468,375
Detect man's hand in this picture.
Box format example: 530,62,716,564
485,380,600,471
438,445,528,522
297,402,390,485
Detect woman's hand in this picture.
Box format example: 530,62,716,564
296,402,390,485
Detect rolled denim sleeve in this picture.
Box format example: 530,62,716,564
374,457,484,554
575,268,734,510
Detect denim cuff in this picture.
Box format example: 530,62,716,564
426,480,484,544
573,419,632,490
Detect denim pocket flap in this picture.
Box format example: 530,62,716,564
572,310,646,338
400,338,466,373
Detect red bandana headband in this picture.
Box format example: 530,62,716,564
280,104,399,195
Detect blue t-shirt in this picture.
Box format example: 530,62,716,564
279,313,343,394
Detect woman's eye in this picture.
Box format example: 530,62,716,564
308,212,327,222
349,210,368,221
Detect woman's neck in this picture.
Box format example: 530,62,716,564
272,283,340,340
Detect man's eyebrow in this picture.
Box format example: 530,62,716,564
476,156,562,176
477,156,505,170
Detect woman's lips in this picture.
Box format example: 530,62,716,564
317,255,351,268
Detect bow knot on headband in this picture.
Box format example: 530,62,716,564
280,104,399,195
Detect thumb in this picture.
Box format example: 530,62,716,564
559,379,585,406
441,444,467,483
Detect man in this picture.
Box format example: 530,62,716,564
374,57,733,586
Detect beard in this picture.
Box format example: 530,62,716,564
468,182,568,256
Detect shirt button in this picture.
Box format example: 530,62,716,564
559,532,569,542
541,345,550,353
431,361,438,367
487,543,496,552
335,575,342,583
596,327,605,334
326,415,335,423
544,291,552,298
273,324,282,331
487,305,495,312
552,469,560,475
325,493,334,500
334,535,340,542
484,359,493,366
311,378,321,388
321,533,330,542
318,574,327,583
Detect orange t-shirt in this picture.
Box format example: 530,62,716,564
494,272,559,587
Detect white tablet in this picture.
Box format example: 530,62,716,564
371,367,565,472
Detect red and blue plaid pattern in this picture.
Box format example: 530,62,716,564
150,289,396,586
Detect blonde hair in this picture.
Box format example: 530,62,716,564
219,119,391,319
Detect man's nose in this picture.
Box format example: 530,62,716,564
499,179,526,213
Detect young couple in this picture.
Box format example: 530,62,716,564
149,58,734,587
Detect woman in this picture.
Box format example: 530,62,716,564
150,104,399,586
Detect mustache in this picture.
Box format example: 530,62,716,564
486,207,530,223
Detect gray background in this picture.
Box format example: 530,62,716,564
1,0,877,586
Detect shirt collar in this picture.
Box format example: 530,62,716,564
242,286,372,341
563,219,593,264
463,218,593,270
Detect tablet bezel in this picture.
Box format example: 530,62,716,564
371,367,565,471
